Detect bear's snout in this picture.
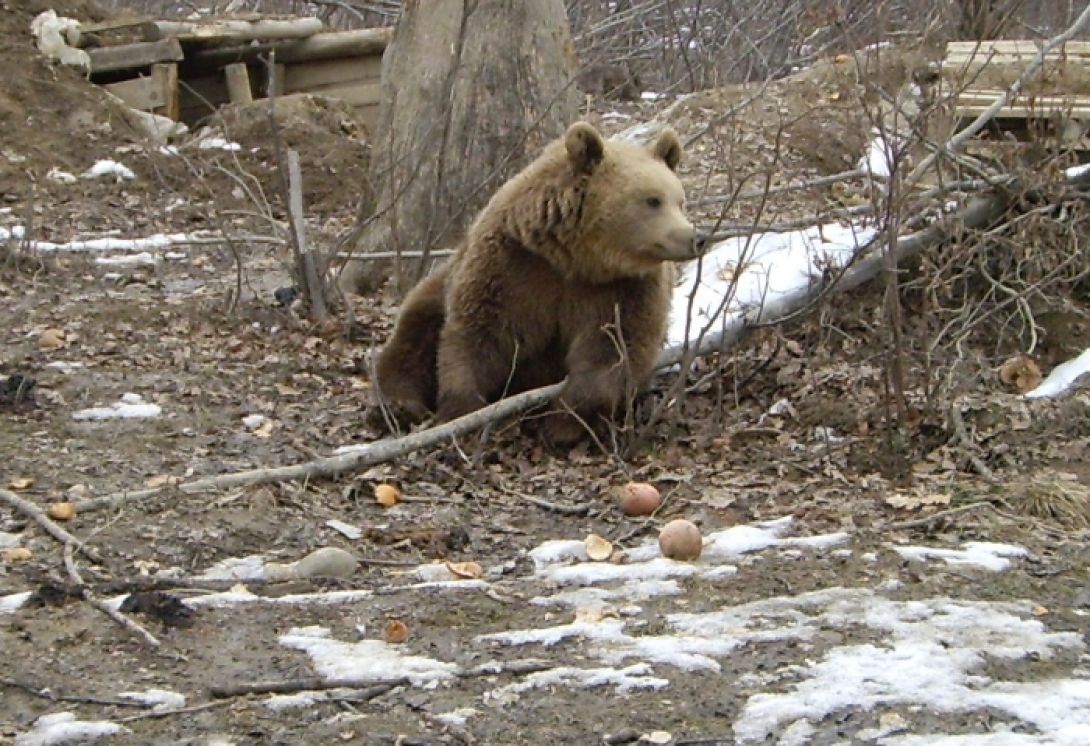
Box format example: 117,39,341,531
694,231,711,255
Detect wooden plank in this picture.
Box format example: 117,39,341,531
282,57,382,92
143,17,323,43
102,75,167,111
183,28,391,73
955,91,1090,118
152,63,179,120
946,40,1090,68
88,38,184,75
225,63,254,104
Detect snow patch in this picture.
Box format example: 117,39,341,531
72,393,161,421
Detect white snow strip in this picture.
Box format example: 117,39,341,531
280,626,459,686
81,160,135,181
14,712,124,746
182,579,487,609
859,130,903,180
0,591,33,614
44,361,85,372
197,136,242,152
668,222,875,346
490,664,668,698
94,252,159,266
894,541,1028,572
116,689,185,712
72,393,161,421
1025,347,1090,399
0,231,194,254
194,554,267,581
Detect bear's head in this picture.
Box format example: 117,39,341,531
564,121,704,281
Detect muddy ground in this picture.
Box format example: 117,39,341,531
3,2,1090,745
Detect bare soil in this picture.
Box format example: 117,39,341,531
3,4,1090,745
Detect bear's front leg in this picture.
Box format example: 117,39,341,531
435,323,520,422
544,302,663,447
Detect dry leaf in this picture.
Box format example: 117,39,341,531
584,534,613,561
2,547,32,562
375,483,400,507
39,328,65,349
47,502,76,521
7,477,33,490
253,419,275,438
145,474,178,489
998,354,1042,394
383,619,409,644
574,606,620,623
445,560,483,579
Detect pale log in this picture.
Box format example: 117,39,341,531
87,38,183,75
183,28,392,74
142,18,324,43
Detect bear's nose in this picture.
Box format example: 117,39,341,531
694,232,711,254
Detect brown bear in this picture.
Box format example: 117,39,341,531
371,121,704,445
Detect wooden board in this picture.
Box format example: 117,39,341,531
954,90,1090,119
946,40,1090,68
88,38,184,75
103,75,168,111
282,56,382,92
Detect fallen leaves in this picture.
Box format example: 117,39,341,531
885,491,952,510
999,354,1042,394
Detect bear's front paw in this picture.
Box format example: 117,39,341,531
366,398,430,433
537,412,592,448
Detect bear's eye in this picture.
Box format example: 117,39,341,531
646,196,662,208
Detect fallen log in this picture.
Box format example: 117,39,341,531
142,17,324,44
183,28,392,74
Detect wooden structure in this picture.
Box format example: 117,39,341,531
943,40,1090,146
72,16,391,129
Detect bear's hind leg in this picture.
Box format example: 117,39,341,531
371,267,448,429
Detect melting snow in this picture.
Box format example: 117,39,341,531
895,541,1028,572
72,393,161,421
1026,348,1090,399
280,626,459,686
81,160,134,181
669,222,874,346
14,712,123,746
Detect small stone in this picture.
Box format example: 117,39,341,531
266,547,358,581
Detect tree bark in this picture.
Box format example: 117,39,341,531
340,0,582,294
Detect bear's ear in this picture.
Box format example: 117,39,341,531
565,121,606,175
650,128,683,171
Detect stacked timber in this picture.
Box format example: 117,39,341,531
68,15,391,128
942,40,1090,147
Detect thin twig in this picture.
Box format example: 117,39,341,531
887,500,1000,530
948,403,1001,485
63,542,161,649
0,488,102,563
115,700,231,724
0,677,148,708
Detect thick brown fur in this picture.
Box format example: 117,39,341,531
372,121,704,445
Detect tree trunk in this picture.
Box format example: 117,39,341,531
339,0,582,295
